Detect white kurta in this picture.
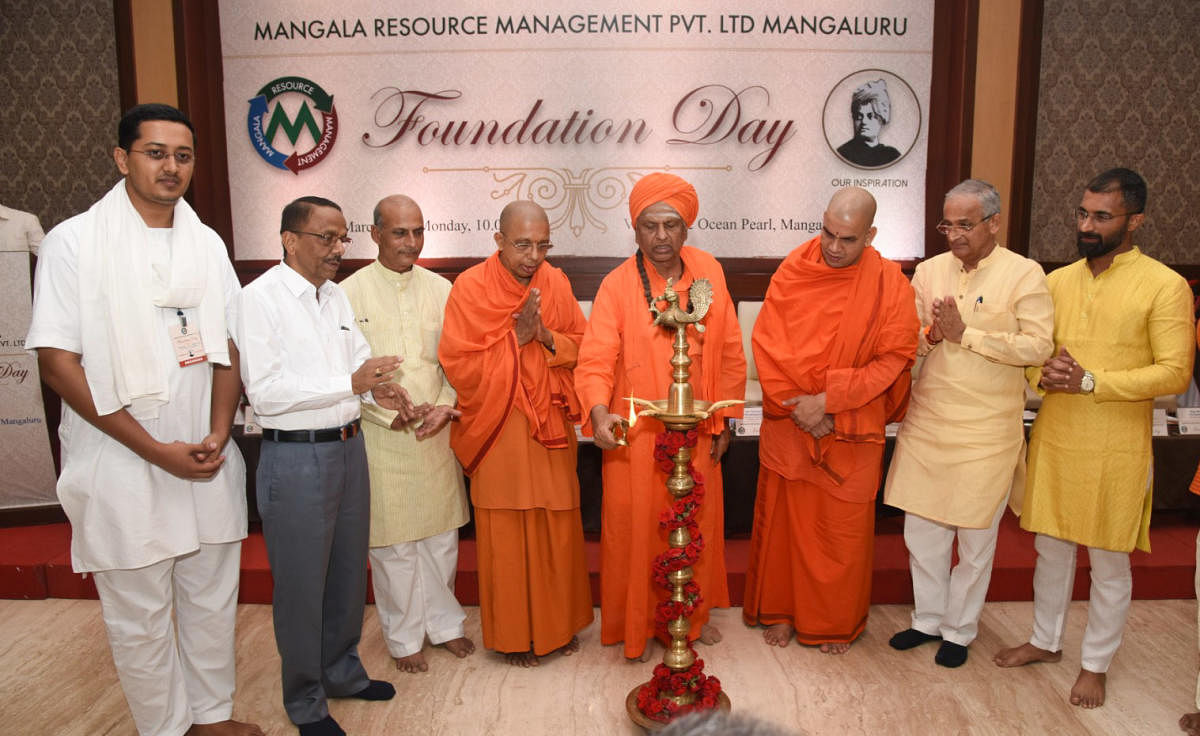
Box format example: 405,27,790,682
884,246,1054,528
340,262,467,546
27,216,246,573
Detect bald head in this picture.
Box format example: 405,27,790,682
819,187,877,269
371,194,425,273
494,200,553,284
498,199,549,232
826,187,877,226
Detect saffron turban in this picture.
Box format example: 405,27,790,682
628,173,699,227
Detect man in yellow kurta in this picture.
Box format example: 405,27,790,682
883,180,1054,668
995,168,1194,709
341,195,474,673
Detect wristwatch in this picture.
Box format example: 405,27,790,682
1079,370,1095,393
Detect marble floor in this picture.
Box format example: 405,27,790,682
1,599,1196,735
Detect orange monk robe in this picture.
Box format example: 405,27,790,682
743,237,918,645
576,246,746,659
438,253,593,655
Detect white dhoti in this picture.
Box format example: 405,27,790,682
1029,533,1132,674
904,501,1006,646
369,528,466,658
92,541,241,736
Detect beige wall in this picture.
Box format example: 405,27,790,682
970,0,1022,243
130,0,177,105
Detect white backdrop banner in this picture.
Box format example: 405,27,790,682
219,1,933,261
2,208,57,509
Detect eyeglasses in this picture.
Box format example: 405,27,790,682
500,233,553,252
129,148,195,166
935,213,996,236
1072,207,1137,225
289,230,352,246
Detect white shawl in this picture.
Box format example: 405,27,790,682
78,180,230,419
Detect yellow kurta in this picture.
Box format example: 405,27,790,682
341,262,469,546
1021,248,1194,552
884,247,1054,527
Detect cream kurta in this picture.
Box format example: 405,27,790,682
1021,248,1194,553
341,262,468,546
885,247,1054,527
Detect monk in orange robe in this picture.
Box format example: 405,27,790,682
743,187,918,653
439,200,593,667
577,173,746,661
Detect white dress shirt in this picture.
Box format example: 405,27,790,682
236,262,372,430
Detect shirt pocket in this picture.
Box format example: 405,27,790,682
968,304,1016,333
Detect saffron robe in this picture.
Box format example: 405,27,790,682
576,246,746,659
439,253,592,653
743,237,918,642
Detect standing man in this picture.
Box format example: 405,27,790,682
995,168,1194,709
578,173,746,661
27,103,262,735
884,179,1054,668
438,200,593,667
741,187,918,653
237,196,403,736
341,194,474,673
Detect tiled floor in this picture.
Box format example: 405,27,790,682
2,599,1196,735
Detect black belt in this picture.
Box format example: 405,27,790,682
263,419,361,443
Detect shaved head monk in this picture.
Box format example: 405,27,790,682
577,173,747,661
438,200,593,667
743,187,918,653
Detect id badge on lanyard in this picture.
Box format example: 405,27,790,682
169,309,208,367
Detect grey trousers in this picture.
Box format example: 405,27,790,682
258,433,372,725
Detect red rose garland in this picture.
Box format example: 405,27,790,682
637,429,723,722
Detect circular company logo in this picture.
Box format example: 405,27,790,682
822,69,921,171
247,76,338,174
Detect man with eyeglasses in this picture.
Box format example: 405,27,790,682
883,179,1053,668
740,187,916,655
27,104,263,735
577,173,746,661
439,200,593,667
340,195,474,674
995,168,1194,709
237,196,408,735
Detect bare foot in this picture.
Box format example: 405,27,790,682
440,636,475,658
557,635,581,656
1069,669,1106,709
763,623,794,648
819,641,851,655
1179,712,1200,735
993,642,1063,668
506,650,539,667
394,651,428,673
699,623,722,645
628,638,659,663
186,720,265,736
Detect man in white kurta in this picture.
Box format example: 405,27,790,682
884,180,1053,669
995,168,1194,710
26,104,261,736
341,195,473,673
